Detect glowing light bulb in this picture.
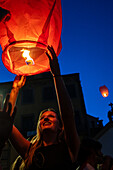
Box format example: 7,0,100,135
21,49,34,65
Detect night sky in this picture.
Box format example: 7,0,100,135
0,0,113,125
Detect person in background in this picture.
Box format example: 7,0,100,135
102,155,113,170
0,94,16,169
8,46,80,169
77,137,103,170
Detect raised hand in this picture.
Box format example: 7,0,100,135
46,46,61,77
12,75,26,89
9,75,26,116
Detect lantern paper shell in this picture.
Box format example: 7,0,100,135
99,85,109,98
0,0,62,76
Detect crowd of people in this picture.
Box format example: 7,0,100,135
0,46,113,169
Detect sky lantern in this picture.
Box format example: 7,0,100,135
0,0,62,76
99,85,109,98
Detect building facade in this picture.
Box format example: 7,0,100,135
0,72,100,169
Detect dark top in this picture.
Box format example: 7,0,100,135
26,141,74,169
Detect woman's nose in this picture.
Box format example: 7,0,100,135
44,117,49,121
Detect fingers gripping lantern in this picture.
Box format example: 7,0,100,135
0,0,62,76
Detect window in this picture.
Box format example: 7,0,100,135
66,84,76,98
74,111,81,133
21,113,35,137
91,121,95,128
1,149,8,160
42,86,56,101
0,94,3,110
1,149,9,169
21,88,34,104
27,130,36,137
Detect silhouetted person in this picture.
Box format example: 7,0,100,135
0,94,16,169
77,137,103,170
102,155,113,170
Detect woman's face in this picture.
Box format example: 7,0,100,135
38,111,61,134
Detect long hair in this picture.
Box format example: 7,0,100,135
23,108,64,168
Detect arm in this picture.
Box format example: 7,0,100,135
9,75,30,158
10,125,30,159
0,94,16,156
46,46,80,162
9,75,26,116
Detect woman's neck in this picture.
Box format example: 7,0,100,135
42,130,58,146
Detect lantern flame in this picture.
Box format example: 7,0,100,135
103,93,108,97
99,85,109,98
21,49,34,65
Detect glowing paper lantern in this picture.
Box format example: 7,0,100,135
99,85,109,98
0,0,62,76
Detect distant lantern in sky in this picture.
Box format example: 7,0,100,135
99,85,109,98
0,0,62,76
